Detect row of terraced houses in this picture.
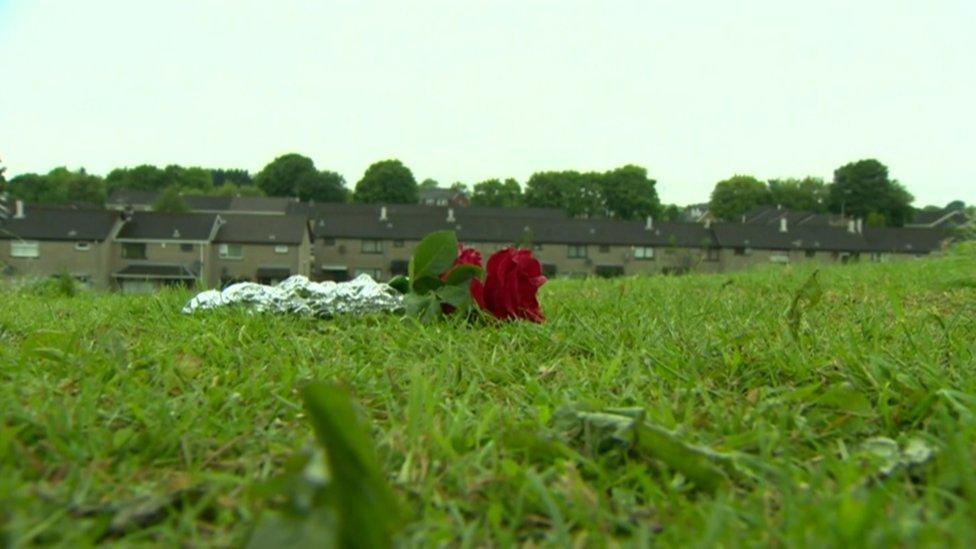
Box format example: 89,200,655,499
0,189,962,292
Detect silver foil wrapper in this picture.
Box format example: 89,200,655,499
182,274,403,317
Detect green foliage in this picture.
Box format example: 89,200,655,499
829,159,914,226
105,164,169,192
353,159,418,204
599,165,661,220
401,231,484,322
709,175,771,221
767,177,828,212
153,186,189,213
9,167,107,205
418,178,440,189
524,170,604,217
408,230,458,291
660,204,682,221
255,154,348,203
471,178,523,207
209,184,266,198
302,382,405,548
211,168,252,187
866,212,887,228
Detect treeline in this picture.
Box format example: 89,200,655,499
709,159,937,227
3,154,962,226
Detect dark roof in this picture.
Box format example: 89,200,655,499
215,214,309,245
711,223,868,252
909,209,968,227
256,267,292,278
312,206,715,247
107,188,158,207
0,206,118,241
114,264,198,279
228,196,294,214
742,207,837,227
184,195,233,211
419,188,457,200
862,228,949,253
298,202,567,220
116,212,220,241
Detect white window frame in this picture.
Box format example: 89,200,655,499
361,239,384,254
219,243,244,260
274,245,289,254
770,252,790,264
567,244,587,259
11,240,40,258
633,246,654,260
74,242,92,252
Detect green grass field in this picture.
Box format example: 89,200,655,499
3,248,976,546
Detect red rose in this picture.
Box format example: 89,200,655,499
441,244,486,311
481,247,547,322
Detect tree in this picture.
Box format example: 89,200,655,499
353,159,418,204
449,181,469,195
210,184,266,197
660,204,682,222
524,170,604,217
105,165,169,192
255,154,348,202
211,168,252,187
599,165,661,220
471,178,523,207
9,167,106,205
153,185,189,213
946,200,966,212
164,165,213,193
709,175,771,221
828,159,913,226
767,177,828,212
419,178,439,189
296,170,348,203
255,154,317,197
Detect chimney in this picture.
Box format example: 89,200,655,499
847,219,857,234
856,218,863,234
645,215,653,230
779,217,788,233
379,206,388,222
14,200,25,219
447,208,456,223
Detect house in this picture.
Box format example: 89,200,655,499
212,214,312,286
110,211,311,292
906,208,970,229
0,202,121,288
111,211,223,293
419,187,469,207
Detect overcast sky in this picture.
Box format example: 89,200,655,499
1,0,973,206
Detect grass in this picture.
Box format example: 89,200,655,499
2,248,976,546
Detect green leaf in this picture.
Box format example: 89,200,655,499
443,264,483,286
387,275,409,294
411,275,443,296
436,284,472,309
409,231,458,290
301,382,404,549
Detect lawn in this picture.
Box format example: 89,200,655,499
2,248,976,546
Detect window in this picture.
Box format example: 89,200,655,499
706,248,720,262
805,250,816,258
121,243,146,260
354,268,383,280
567,244,587,259
219,244,244,259
542,263,557,277
595,265,625,278
734,247,752,256
274,245,289,254
321,238,336,246
598,244,611,253
74,242,92,252
11,241,40,258
361,240,383,254
633,246,654,260
180,243,193,252
436,198,448,206
393,240,405,248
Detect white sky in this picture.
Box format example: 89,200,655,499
1,0,973,206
